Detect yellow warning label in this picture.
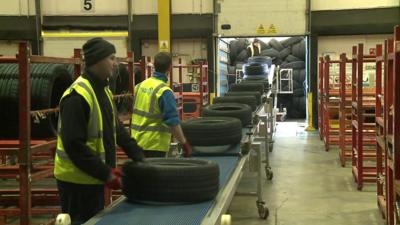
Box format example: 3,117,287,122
256,24,266,35
267,24,277,34
159,40,169,52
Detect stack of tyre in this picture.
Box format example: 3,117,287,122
0,64,73,139
228,37,306,118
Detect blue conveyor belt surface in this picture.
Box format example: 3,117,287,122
91,155,240,225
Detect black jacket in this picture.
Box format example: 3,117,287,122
59,69,144,182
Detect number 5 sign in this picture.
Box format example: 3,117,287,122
82,0,95,13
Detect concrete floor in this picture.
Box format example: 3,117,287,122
228,121,385,225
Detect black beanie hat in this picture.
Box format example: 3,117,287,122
83,37,116,67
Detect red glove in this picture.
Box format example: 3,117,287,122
105,168,123,190
182,142,192,158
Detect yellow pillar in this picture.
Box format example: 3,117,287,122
305,92,316,131
157,0,171,52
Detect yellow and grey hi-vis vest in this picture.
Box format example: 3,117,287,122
131,77,172,152
54,76,116,184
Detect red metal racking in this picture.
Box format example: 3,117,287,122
351,43,378,191
338,53,353,166
0,42,142,224
321,56,341,151
318,57,324,140
0,42,82,225
390,25,400,225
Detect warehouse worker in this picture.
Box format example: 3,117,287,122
247,38,262,57
131,52,192,158
54,38,145,224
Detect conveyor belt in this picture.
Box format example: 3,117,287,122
84,155,241,225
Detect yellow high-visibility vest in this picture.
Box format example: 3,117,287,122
131,77,172,152
54,76,116,184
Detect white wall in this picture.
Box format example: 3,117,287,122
141,39,207,83
42,0,128,16
218,0,306,36
0,41,20,56
43,36,128,57
312,0,399,11
0,0,36,16
40,0,212,15
318,34,391,60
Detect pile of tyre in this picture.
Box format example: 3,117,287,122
0,64,73,138
228,37,306,118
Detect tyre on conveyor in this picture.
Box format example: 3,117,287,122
241,79,269,91
0,64,73,138
202,103,253,126
182,117,242,146
230,83,264,95
214,95,257,111
225,91,262,105
248,56,272,67
122,158,219,203
243,63,268,76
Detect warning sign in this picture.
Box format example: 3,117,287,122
267,24,277,34
159,40,169,52
256,24,266,35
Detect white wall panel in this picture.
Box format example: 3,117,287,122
318,34,391,60
132,0,157,15
42,0,128,16
218,0,306,36
0,0,36,16
312,0,399,11
0,41,19,56
141,39,207,83
43,37,128,58
171,0,213,14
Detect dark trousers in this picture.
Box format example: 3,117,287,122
143,150,166,158
57,179,105,225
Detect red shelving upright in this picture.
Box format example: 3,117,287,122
391,25,400,224
351,43,378,190
318,57,324,140
338,53,353,166
322,56,341,151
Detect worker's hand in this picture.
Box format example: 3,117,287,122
182,142,192,158
105,168,123,190
131,150,145,162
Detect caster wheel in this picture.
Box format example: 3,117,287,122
266,169,274,180
258,205,269,219
55,214,71,225
221,214,232,225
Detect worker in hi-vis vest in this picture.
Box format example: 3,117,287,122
54,37,145,224
131,52,192,158
247,38,262,57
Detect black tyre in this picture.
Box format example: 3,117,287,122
281,37,303,48
225,91,261,105
260,48,279,58
214,96,257,111
122,158,219,203
202,103,253,126
230,83,264,95
248,56,272,66
0,64,73,138
293,69,306,83
278,48,291,60
280,61,305,69
236,49,249,62
286,55,302,63
293,88,305,97
243,63,268,76
291,41,306,60
269,39,284,51
241,79,269,91
182,117,242,146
